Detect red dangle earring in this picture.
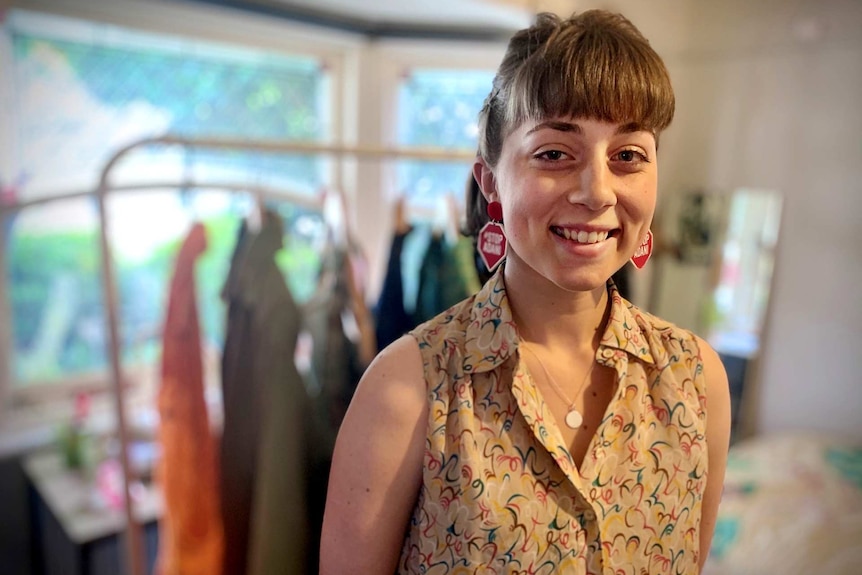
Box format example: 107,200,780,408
478,201,507,272
630,229,653,269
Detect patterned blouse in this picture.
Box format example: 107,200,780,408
399,268,709,575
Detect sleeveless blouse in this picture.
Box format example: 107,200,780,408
399,268,709,575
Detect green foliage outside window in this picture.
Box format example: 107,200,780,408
8,208,323,385
6,11,330,387
8,225,104,380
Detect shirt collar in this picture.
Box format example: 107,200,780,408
463,267,655,374
599,282,657,365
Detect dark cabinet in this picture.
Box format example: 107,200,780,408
25,452,160,575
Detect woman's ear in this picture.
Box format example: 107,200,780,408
472,157,498,203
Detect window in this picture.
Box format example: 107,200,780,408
2,10,332,392
394,68,494,307
396,69,494,209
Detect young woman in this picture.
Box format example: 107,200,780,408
321,10,730,574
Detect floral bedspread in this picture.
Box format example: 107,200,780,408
703,432,862,575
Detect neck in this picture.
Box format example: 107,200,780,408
503,257,610,354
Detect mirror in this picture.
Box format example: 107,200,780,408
650,189,783,442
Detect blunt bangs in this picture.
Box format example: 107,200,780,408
505,23,675,136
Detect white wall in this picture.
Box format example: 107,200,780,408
620,0,862,439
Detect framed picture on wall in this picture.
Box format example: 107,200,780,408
676,191,726,265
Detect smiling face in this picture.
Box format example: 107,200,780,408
475,116,657,294
471,11,674,295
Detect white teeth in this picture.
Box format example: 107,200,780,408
555,228,609,244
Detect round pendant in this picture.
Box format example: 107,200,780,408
565,408,583,429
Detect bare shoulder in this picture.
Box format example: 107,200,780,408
320,335,427,574
334,333,427,478
351,334,426,413
693,335,730,401
372,332,425,378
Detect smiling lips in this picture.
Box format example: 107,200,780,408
550,225,615,244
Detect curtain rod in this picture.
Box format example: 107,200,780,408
3,181,323,213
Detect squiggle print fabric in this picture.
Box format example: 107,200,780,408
399,268,708,575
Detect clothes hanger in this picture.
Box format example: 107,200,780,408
246,190,264,233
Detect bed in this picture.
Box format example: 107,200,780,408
703,432,862,575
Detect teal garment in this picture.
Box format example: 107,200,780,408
452,235,482,295
414,233,471,324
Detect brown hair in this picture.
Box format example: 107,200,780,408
467,10,675,236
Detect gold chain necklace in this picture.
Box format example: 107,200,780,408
520,343,596,429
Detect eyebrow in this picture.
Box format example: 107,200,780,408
526,120,583,135
526,120,655,138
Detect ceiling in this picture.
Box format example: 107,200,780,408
189,0,860,51
194,0,541,40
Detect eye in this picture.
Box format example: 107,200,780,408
534,149,568,162
613,148,649,163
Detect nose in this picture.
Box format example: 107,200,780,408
568,156,617,210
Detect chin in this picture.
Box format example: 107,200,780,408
506,253,617,295
547,268,611,294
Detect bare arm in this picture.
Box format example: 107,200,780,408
695,336,731,573
320,335,427,575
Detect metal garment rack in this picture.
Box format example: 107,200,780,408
3,135,476,575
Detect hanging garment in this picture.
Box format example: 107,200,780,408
414,232,471,325
374,229,415,351
302,243,367,572
304,243,373,451
156,222,224,575
220,212,308,575
451,235,482,295
219,222,255,575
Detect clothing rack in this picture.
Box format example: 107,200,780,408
2,181,323,214
0,134,476,575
